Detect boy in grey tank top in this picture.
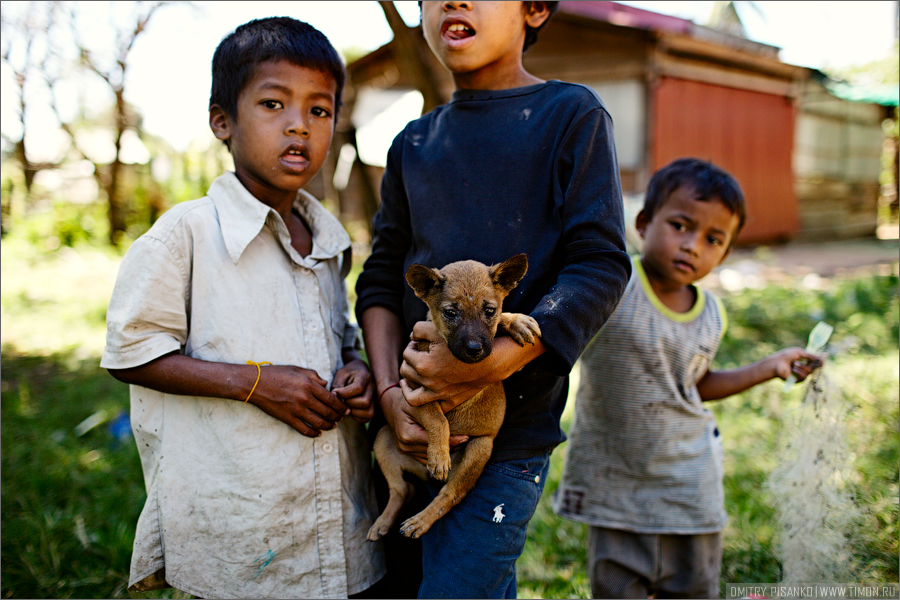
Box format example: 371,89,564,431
554,158,823,598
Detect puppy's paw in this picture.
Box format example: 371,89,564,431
366,518,393,541
427,450,451,482
501,314,541,346
400,512,436,539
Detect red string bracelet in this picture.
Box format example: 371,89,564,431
379,382,401,402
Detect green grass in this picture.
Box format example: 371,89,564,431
0,353,176,599
2,239,898,598
517,268,899,599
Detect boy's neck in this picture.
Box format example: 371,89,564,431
234,171,297,223
640,258,698,314
453,64,544,92
233,171,312,257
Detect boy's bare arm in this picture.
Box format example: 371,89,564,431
359,306,429,457
696,347,823,401
107,352,350,438
399,320,546,411
359,306,406,397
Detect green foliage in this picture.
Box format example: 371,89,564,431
517,270,899,598
714,352,899,592
0,352,189,599
0,238,121,357
825,40,900,86
1,134,233,250
13,200,110,251
717,273,900,364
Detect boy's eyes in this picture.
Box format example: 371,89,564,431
259,100,331,118
669,220,725,246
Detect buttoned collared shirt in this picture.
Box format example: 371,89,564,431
101,172,385,599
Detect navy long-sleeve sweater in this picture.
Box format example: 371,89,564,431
355,80,631,460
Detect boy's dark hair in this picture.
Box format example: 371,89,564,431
644,157,747,237
209,17,346,123
417,2,558,53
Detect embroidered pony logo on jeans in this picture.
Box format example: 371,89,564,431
492,504,506,523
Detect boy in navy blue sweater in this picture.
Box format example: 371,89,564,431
355,2,631,597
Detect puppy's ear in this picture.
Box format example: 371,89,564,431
490,254,529,293
406,264,445,299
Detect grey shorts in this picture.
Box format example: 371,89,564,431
587,526,722,599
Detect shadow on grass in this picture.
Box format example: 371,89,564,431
1,348,188,599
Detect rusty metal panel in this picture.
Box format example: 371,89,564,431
651,76,798,244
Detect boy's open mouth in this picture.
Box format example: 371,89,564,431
283,144,308,158
442,20,475,41
281,144,309,169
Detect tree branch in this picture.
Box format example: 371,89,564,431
377,1,447,113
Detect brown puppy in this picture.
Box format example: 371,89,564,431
367,254,541,541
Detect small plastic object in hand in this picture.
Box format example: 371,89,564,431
782,321,833,393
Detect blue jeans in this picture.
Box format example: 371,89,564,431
417,452,551,599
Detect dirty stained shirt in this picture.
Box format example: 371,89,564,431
100,172,385,599
553,258,729,533
355,80,632,461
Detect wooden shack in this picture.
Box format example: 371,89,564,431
793,72,891,241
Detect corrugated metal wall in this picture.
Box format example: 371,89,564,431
651,77,798,244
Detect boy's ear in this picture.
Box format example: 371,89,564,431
209,105,232,142
635,209,650,239
524,1,551,28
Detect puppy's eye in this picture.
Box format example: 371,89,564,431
484,306,496,318
442,308,458,320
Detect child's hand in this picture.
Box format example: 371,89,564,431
400,320,545,413
381,386,432,462
248,365,350,438
770,347,824,382
332,359,376,424
380,384,468,465
400,321,493,413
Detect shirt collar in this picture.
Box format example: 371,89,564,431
632,255,706,322
209,172,351,266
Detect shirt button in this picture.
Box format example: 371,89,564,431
534,475,541,484
322,442,333,454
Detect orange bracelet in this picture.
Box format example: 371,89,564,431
245,360,272,402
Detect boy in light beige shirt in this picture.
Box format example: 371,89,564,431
101,17,384,598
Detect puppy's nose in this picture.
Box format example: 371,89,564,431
465,341,484,358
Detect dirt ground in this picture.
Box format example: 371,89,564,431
708,234,899,289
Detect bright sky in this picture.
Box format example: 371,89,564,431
2,1,897,154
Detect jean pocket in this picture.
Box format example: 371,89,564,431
485,453,550,485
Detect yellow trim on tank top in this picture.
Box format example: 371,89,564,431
633,256,706,322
